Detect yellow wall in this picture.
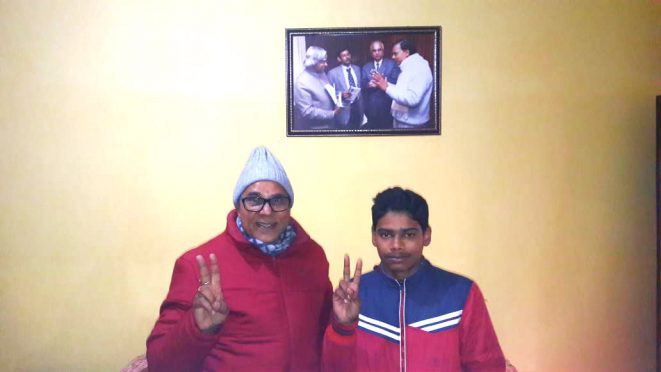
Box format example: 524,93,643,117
0,1,658,371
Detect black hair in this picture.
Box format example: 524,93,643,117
397,39,417,55
336,48,351,58
371,187,429,232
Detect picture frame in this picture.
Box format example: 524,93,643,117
286,26,441,137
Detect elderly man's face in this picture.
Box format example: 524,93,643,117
313,59,328,73
392,44,409,66
237,181,291,243
370,42,384,61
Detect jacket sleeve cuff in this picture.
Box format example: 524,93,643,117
331,316,357,337
184,309,223,343
385,85,396,97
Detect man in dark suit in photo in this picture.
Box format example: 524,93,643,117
361,40,400,129
328,48,364,129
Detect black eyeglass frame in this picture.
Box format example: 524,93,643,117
240,196,291,213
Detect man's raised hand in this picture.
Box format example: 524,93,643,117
193,254,229,334
332,255,362,325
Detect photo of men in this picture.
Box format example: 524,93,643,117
287,27,440,136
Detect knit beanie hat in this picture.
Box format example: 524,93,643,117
233,146,294,208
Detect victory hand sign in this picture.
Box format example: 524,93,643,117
193,254,229,334
332,255,363,325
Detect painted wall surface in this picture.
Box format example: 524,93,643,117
0,1,658,371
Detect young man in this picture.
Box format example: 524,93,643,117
323,187,506,372
328,48,364,129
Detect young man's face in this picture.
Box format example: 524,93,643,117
337,50,352,66
372,211,431,281
237,181,291,243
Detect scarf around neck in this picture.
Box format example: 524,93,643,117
236,215,296,256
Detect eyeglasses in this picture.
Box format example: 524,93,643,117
241,195,291,212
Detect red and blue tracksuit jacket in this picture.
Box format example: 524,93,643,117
323,259,505,372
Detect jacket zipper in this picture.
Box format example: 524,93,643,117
398,279,407,372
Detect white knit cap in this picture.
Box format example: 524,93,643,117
233,146,294,208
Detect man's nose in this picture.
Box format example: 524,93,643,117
259,202,273,215
391,235,403,250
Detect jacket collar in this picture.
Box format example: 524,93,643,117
375,257,431,286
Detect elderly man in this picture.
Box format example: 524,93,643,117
361,40,400,129
147,146,333,372
294,46,342,130
323,187,507,372
371,40,433,129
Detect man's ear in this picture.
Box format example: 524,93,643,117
337,56,342,63
423,226,432,246
372,230,378,247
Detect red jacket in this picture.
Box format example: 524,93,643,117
323,261,505,372
147,210,332,372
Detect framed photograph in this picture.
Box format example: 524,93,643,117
286,26,441,137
